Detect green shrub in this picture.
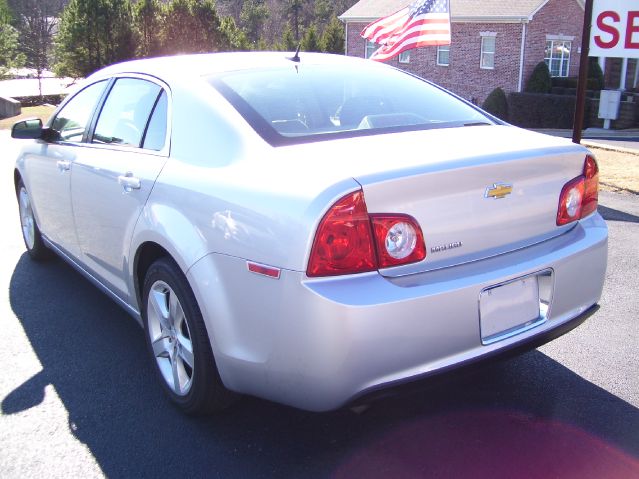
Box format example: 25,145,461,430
482,87,508,121
588,58,605,91
525,61,552,93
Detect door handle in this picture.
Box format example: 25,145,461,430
56,160,71,172
118,172,141,192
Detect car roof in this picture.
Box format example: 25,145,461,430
88,52,385,82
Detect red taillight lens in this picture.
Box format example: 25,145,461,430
556,155,599,226
306,191,376,277
582,155,599,218
370,215,426,268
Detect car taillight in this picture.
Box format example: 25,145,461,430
306,191,377,277
370,215,426,268
307,190,426,277
557,155,599,226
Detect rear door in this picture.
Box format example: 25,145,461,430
71,76,170,302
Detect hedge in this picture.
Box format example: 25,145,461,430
551,77,603,90
14,94,66,107
507,92,590,129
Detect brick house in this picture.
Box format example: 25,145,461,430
340,0,588,103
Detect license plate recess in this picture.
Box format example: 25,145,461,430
480,275,544,345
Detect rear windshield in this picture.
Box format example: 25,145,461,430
209,63,492,146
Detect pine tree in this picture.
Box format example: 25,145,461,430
301,23,320,52
240,0,269,46
160,0,228,55
133,0,162,58
54,0,134,78
320,16,344,54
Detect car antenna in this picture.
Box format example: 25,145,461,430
287,44,301,63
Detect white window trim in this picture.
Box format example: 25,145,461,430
546,34,575,41
480,35,496,70
437,45,450,66
545,39,572,77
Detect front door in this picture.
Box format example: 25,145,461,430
21,80,108,258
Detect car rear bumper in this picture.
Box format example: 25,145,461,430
188,213,608,411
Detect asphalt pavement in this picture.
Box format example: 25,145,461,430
0,133,638,478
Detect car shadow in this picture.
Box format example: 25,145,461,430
599,205,639,223
5,254,639,478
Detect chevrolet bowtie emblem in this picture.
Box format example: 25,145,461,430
485,183,513,199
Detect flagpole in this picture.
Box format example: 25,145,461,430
572,0,594,144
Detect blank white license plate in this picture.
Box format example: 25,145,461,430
480,277,540,344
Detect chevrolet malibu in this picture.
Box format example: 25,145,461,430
11,52,608,413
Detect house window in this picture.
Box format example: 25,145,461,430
437,45,450,66
480,36,496,69
398,50,410,64
545,40,572,77
365,40,378,59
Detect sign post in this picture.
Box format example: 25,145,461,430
572,0,594,144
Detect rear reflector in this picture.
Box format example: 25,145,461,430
247,262,281,279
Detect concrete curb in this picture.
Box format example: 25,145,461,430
583,140,639,156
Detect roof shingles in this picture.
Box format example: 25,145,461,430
340,0,583,21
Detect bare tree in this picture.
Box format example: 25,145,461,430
11,0,66,98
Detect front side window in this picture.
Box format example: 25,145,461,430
437,45,450,66
480,36,496,69
210,63,492,146
545,40,571,77
93,78,162,148
51,80,108,142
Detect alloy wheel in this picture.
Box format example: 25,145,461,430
146,280,195,396
18,187,35,250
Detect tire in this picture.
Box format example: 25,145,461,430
142,257,236,414
16,180,50,261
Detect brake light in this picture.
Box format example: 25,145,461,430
556,155,599,226
582,155,599,217
306,191,376,277
307,190,426,277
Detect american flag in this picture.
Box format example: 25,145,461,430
361,0,451,62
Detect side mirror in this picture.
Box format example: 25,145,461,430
12,118,43,139
11,118,60,142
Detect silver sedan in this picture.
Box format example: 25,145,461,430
11,52,608,413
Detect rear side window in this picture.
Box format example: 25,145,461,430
142,90,168,151
93,78,162,148
51,80,108,142
210,64,492,146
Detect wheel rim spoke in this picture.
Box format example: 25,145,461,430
171,349,183,394
177,335,194,369
169,291,185,330
149,287,171,331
